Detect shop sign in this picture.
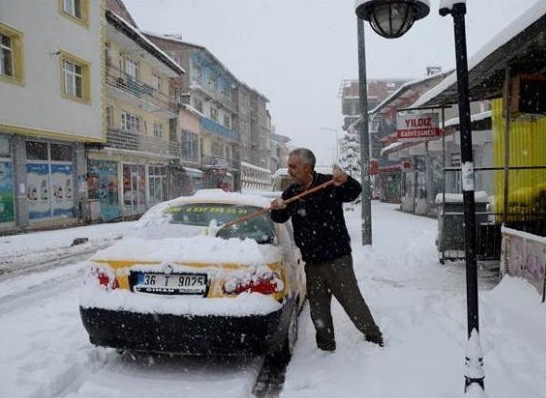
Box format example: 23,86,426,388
401,159,413,171
396,113,441,141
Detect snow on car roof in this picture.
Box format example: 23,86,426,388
96,189,281,265
136,189,272,228
91,234,282,265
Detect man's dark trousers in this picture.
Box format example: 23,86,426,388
305,254,380,350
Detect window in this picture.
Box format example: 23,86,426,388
152,73,160,92
121,112,141,133
153,123,163,139
223,115,231,129
60,0,89,26
192,63,202,83
194,98,203,113
208,74,217,89
181,130,199,162
64,60,82,97
0,137,11,158
210,107,218,122
0,23,24,84
148,165,166,205
167,203,275,244
50,144,72,161
105,106,113,128
211,141,223,157
60,51,90,102
124,57,138,80
25,142,48,161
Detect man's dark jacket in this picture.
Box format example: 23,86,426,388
270,172,361,264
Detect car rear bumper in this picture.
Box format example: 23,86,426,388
80,300,296,355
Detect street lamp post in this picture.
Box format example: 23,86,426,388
354,0,430,245
440,1,486,395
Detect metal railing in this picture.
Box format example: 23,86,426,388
201,154,239,170
106,128,180,158
190,77,237,112
200,117,237,141
105,65,179,114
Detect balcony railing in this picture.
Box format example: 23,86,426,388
190,77,237,112
106,128,180,158
105,65,179,115
201,154,239,170
200,117,237,141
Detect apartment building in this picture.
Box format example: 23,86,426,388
86,7,185,221
1,0,103,232
339,78,408,132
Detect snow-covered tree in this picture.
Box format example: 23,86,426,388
337,127,361,182
337,125,362,206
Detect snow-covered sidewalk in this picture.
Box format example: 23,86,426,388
282,202,546,398
1,201,545,398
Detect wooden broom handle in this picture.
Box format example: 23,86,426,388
220,179,335,229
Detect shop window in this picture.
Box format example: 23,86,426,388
51,144,72,161
148,165,166,205
0,22,24,84
123,164,146,212
26,142,48,161
0,136,11,157
59,51,90,103
25,141,74,220
59,0,89,27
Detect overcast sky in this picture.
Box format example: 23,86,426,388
124,0,539,165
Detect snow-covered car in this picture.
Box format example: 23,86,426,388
79,190,305,359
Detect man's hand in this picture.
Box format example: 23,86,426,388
270,198,287,210
332,165,348,186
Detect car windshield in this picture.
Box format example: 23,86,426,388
166,203,275,244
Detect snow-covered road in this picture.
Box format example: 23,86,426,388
1,202,545,398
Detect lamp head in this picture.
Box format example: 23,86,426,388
355,0,430,39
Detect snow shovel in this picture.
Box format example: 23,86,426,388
210,178,336,236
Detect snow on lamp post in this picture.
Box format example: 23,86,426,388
439,1,486,395
354,0,430,245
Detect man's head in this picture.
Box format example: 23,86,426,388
287,148,315,186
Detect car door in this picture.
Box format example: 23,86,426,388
276,221,306,309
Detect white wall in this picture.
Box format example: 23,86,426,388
0,0,103,140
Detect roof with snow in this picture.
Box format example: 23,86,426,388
105,11,185,76
370,71,452,115
142,31,269,102
414,1,546,107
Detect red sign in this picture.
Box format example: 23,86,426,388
370,159,378,175
396,113,441,141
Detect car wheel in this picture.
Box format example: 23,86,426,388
270,308,298,365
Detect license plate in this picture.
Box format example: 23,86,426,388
135,272,207,295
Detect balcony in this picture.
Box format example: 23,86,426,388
190,77,237,112
106,128,180,158
201,154,239,170
105,65,179,117
200,117,237,141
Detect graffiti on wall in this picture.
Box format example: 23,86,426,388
501,231,546,300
